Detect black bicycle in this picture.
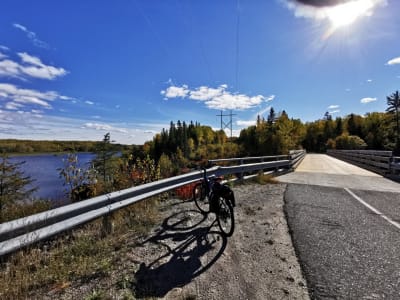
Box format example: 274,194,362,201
192,168,235,236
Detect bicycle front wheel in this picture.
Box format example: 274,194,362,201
193,182,209,213
217,196,234,236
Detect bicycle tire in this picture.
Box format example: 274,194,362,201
193,182,209,213
217,196,234,236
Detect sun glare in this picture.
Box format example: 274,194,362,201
326,0,374,29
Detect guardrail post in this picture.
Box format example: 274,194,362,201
101,213,114,237
240,159,244,180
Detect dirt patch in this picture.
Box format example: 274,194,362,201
37,183,309,299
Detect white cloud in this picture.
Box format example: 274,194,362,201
0,52,67,80
82,122,112,131
5,102,23,110
85,100,94,105
0,45,9,51
0,53,7,60
386,56,400,65
59,95,76,101
189,86,225,101
18,52,68,80
282,0,387,22
330,109,340,114
360,97,377,104
367,79,373,82
0,83,70,109
0,59,22,79
162,83,273,111
266,95,275,101
161,84,189,98
328,104,339,109
13,23,49,49
0,110,162,144
206,93,265,110
236,120,256,127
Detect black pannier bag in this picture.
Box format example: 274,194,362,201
209,181,236,213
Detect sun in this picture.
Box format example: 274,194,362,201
326,0,374,29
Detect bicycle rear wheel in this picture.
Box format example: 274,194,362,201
193,182,209,213
217,196,234,236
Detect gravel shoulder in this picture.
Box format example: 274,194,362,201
46,182,309,299
133,182,309,299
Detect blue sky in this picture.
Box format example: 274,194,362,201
0,0,399,144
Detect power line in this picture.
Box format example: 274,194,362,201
217,110,236,139
235,0,240,89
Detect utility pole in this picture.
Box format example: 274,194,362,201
217,110,236,139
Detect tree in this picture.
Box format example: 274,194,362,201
267,107,275,125
93,133,117,191
335,134,367,150
387,91,400,154
59,153,97,202
324,111,332,121
0,154,37,221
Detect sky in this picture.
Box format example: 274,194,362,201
0,0,399,144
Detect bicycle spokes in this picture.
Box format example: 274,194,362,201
217,197,234,236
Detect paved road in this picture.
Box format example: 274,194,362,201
277,154,400,299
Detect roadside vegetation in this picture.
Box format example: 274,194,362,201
0,196,162,300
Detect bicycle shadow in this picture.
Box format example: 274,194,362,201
133,208,227,298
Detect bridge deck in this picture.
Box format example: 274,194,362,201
277,154,400,192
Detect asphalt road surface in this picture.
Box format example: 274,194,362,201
277,154,400,299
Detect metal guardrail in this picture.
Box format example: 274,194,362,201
327,150,400,177
0,151,305,257
209,150,305,167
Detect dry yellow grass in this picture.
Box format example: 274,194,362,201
0,196,162,300
252,172,279,185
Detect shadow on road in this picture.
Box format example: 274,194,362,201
133,208,227,298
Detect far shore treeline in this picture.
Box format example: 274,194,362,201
0,139,130,154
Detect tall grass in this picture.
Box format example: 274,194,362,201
1,200,51,223
0,196,162,300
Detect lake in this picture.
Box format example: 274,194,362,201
10,153,95,202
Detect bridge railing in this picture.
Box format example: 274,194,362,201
390,156,400,175
327,150,400,177
0,150,305,257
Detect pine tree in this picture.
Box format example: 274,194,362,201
93,133,117,191
267,107,276,125
387,91,400,154
0,154,37,221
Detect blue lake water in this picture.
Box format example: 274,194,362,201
10,153,95,201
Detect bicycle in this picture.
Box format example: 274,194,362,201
192,168,235,236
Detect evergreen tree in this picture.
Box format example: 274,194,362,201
0,154,37,221
335,117,343,136
386,91,400,154
267,107,275,125
93,133,117,191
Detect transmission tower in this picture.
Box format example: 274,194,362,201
217,110,236,139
